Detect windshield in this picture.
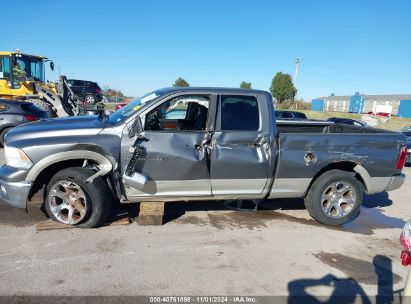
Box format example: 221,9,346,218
108,90,168,125
12,54,45,83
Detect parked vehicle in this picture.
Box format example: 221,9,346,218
376,112,390,117
0,88,406,228
115,103,127,111
67,79,103,104
402,131,411,166
0,99,48,146
400,220,411,296
0,50,85,117
327,117,367,127
275,110,307,119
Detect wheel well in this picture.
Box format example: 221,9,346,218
0,126,16,146
0,125,15,134
305,161,366,196
29,159,89,199
28,159,119,203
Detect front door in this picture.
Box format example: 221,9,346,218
210,94,272,197
121,93,216,200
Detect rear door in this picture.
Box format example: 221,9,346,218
209,93,275,197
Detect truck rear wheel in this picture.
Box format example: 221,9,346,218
85,94,97,104
45,167,112,228
304,169,363,225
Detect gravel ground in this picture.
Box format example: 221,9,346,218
0,148,409,301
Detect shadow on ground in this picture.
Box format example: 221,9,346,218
164,196,404,235
363,192,393,208
288,255,403,303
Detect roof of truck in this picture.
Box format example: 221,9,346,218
156,87,272,95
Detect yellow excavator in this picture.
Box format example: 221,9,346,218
0,50,88,117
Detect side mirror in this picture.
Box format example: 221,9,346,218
129,116,144,138
50,61,54,71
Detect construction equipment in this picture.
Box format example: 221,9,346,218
0,50,94,117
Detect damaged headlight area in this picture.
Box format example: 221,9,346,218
4,146,33,169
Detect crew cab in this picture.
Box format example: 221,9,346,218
0,88,406,228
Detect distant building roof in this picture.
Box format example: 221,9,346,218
325,96,351,100
312,93,411,101
363,94,411,100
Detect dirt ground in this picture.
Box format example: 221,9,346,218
0,149,409,302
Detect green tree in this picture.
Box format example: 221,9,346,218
172,77,190,87
269,72,297,103
102,85,126,102
240,81,252,89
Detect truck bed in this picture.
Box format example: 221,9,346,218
270,120,404,198
276,119,394,134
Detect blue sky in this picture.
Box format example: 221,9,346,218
2,0,410,100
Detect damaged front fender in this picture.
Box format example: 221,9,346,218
25,150,115,183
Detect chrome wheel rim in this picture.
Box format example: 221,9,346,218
321,181,356,218
85,96,94,103
48,180,88,225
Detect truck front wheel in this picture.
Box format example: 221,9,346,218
45,167,112,228
304,169,363,226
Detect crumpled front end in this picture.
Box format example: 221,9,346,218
0,166,31,209
0,180,31,209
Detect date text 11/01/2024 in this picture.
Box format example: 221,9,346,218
149,296,257,303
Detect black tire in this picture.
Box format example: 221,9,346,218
45,167,112,228
304,169,363,226
85,95,97,104
0,127,12,147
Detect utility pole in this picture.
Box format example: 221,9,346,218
293,58,300,90
292,58,300,109
57,66,61,78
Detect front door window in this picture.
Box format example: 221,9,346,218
145,95,210,131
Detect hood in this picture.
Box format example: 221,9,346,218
5,115,105,145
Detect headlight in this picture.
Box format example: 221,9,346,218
4,146,33,169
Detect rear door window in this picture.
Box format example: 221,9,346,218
220,95,259,131
72,80,84,87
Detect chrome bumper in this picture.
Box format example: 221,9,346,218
0,179,32,209
386,174,406,192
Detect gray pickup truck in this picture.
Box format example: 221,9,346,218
0,88,406,227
